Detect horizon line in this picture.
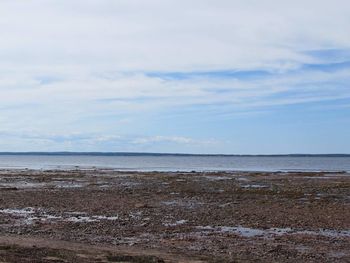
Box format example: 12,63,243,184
0,152,349,157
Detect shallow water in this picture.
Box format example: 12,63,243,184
0,155,349,172
0,208,119,224
196,225,350,238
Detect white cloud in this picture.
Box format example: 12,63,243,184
0,130,218,152
0,0,349,72
0,1,349,151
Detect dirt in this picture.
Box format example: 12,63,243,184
0,169,349,262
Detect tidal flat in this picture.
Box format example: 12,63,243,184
0,169,349,262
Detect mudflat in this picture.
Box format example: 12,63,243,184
0,169,349,262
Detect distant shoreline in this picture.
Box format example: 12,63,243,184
0,152,349,157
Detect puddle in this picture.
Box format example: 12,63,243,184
303,177,335,179
162,200,203,208
195,226,289,237
195,225,350,238
329,251,348,258
0,180,88,189
236,177,250,182
113,237,142,246
0,208,36,216
129,211,142,220
323,173,349,177
241,184,268,189
52,181,87,188
176,179,186,182
164,220,188,227
202,176,233,181
0,182,47,189
0,208,118,224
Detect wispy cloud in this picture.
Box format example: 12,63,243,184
0,130,218,153
0,1,349,152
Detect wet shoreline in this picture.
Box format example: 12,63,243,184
0,169,349,262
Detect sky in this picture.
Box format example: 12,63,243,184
0,0,350,154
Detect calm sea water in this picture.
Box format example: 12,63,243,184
0,155,349,172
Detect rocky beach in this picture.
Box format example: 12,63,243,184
0,169,349,262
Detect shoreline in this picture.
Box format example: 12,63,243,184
1,167,350,173
0,169,349,262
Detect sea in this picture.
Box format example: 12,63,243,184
0,154,349,172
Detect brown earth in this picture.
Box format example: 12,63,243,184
0,169,349,262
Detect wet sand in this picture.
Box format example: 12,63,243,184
0,169,349,262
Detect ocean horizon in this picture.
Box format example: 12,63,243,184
0,153,349,172
0,152,349,157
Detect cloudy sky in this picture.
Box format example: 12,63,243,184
0,0,349,154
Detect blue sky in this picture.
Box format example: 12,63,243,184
0,0,349,154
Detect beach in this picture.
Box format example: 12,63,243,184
0,169,349,262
